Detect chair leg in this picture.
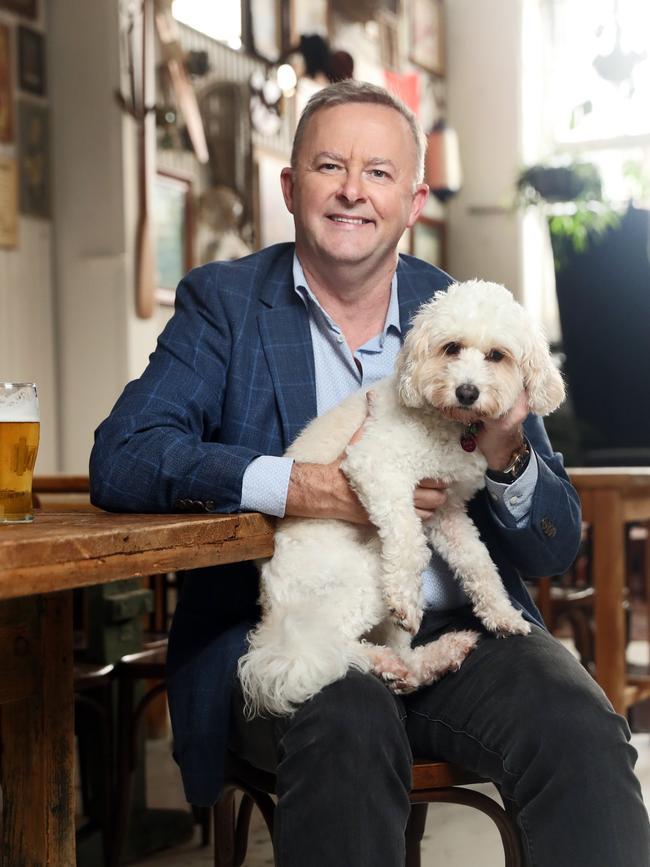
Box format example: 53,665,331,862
213,787,237,867
414,789,523,867
405,803,428,867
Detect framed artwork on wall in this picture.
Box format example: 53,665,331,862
0,155,18,247
0,0,37,18
409,0,444,76
18,25,45,95
0,24,13,142
17,100,49,217
289,0,329,44
411,217,446,270
249,0,282,62
153,169,194,306
253,147,294,250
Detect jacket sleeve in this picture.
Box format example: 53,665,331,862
479,414,582,578
89,267,261,514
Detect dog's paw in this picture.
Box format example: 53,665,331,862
387,601,423,636
434,629,481,671
364,644,419,694
480,606,531,637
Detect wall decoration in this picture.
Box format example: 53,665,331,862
250,0,282,62
378,10,400,70
411,217,446,270
0,155,18,247
0,24,13,142
253,147,294,249
17,100,49,217
153,169,193,305
0,0,37,18
409,0,444,76
17,25,45,95
290,0,329,44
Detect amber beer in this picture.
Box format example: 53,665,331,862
0,383,40,523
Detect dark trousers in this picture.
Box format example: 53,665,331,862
229,613,650,866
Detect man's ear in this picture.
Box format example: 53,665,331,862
406,183,430,228
280,167,295,214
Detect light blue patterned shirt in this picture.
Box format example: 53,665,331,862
241,255,538,611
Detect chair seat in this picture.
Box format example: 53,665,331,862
411,758,485,790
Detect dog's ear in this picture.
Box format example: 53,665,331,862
395,326,428,408
522,329,565,416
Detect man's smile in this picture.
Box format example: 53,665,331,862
326,214,374,226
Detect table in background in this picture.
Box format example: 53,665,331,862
569,468,650,714
0,509,275,866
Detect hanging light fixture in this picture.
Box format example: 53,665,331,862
425,118,462,202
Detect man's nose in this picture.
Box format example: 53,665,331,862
337,171,366,203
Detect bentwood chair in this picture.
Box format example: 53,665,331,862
213,753,523,867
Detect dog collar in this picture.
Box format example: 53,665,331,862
460,422,482,452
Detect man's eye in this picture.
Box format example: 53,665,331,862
371,169,389,179
443,342,461,356
486,349,505,362
320,163,340,171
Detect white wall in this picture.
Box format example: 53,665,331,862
445,0,524,298
49,0,168,474
0,4,57,472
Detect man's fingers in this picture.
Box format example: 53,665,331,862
418,478,447,490
347,391,375,447
413,487,447,510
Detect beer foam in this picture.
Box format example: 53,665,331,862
0,384,39,422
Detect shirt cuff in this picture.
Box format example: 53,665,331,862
240,455,295,517
485,447,538,528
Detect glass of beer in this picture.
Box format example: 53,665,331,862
0,383,40,523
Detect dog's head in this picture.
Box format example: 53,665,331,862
396,280,565,420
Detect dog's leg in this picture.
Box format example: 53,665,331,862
341,460,429,636
426,507,530,636
381,621,479,694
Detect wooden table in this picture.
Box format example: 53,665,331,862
569,468,650,714
0,509,275,866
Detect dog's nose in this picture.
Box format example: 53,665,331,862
455,383,479,406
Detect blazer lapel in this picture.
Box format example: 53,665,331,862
258,249,317,448
396,256,452,333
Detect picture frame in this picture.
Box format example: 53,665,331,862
0,155,18,247
411,217,446,270
289,0,330,45
249,0,282,62
17,100,49,217
152,169,194,306
0,0,37,18
253,146,294,250
0,24,13,143
17,25,45,95
409,0,444,76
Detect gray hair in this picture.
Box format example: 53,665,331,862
291,80,426,185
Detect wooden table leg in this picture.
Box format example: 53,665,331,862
589,490,627,714
0,592,75,865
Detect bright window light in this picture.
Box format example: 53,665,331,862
544,0,650,143
171,0,241,49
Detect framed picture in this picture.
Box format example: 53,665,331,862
18,25,45,95
17,100,49,217
378,10,400,70
411,217,446,270
0,24,13,142
0,0,37,18
153,169,194,306
253,147,294,250
0,155,18,247
289,0,329,44
409,0,444,76
249,0,282,62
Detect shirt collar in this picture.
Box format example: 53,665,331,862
292,253,401,343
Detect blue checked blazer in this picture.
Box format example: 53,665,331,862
90,243,582,807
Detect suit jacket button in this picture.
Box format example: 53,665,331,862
540,517,557,538
173,499,183,510
205,500,216,512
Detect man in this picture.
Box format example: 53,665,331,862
90,81,650,865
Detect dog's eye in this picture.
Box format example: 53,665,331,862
442,342,461,356
486,349,505,362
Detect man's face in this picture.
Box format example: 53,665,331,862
281,103,428,272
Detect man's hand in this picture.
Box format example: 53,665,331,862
475,389,529,472
285,395,448,523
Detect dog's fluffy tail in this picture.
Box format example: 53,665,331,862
237,605,371,718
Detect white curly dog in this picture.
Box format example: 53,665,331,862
238,280,565,717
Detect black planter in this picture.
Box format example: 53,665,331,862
551,206,650,465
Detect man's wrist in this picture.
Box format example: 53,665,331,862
486,438,531,484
